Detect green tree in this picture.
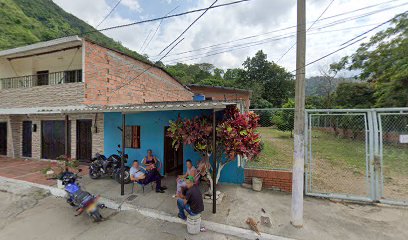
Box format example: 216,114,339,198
331,12,408,107
238,50,294,108
334,82,376,108
272,99,295,136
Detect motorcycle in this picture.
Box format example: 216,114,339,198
60,169,105,222
88,144,131,184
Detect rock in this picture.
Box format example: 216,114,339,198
241,183,252,189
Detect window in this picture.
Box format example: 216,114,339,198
125,126,140,148
64,70,82,83
36,71,49,86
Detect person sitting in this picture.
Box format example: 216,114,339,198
177,176,204,220
142,149,159,172
175,159,197,198
130,160,166,193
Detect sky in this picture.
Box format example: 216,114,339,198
53,0,408,77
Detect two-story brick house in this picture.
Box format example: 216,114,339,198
0,36,246,184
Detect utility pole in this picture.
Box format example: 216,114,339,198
291,0,306,227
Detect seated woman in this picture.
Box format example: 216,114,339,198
175,159,197,198
142,149,159,173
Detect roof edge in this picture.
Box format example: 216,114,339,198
0,36,83,57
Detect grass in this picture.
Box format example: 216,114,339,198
248,127,408,177
247,128,293,169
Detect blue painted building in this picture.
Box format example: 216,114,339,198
102,103,244,184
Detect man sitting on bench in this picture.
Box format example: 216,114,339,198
130,160,166,193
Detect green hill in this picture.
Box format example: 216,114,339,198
0,0,146,61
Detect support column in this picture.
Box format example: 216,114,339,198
121,113,126,196
212,109,217,214
291,0,306,227
65,115,70,158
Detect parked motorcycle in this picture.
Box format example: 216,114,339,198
88,145,131,184
60,170,105,222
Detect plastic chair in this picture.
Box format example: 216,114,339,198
130,166,154,194
131,180,154,194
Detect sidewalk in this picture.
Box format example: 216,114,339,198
0,157,408,240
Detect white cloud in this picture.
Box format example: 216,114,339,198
53,0,408,77
121,0,142,12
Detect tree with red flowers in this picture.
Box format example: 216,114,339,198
167,106,261,194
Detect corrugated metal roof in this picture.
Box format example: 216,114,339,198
0,101,236,115
0,36,82,57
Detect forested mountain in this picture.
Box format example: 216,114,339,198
1,0,406,108
0,0,146,61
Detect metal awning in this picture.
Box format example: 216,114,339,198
0,101,237,115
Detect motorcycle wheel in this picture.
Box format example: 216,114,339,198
115,170,131,184
91,209,103,222
89,168,101,179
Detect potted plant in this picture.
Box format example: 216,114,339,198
41,155,79,188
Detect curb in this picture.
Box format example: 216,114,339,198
0,176,295,240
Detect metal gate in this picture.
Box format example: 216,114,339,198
305,108,408,205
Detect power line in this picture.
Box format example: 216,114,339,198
140,6,180,53
109,38,185,95
96,0,122,28
289,15,399,73
162,23,380,64
290,36,367,74
339,15,399,46
108,0,222,96
151,0,405,60
276,0,335,63
83,0,250,35
158,0,219,55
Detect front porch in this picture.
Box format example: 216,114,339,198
77,174,408,240
0,157,407,239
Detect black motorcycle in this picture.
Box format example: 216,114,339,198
60,170,105,222
89,145,131,184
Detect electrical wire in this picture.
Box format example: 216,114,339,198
140,6,180,53
162,23,381,64
84,0,250,35
151,0,406,60
96,0,123,28
276,0,336,63
158,0,219,55
289,15,399,74
109,38,185,95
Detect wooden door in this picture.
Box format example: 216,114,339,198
76,120,92,163
22,121,32,157
0,122,7,155
164,127,183,174
41,120,66,159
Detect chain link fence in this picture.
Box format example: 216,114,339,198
378,113,408,203
306,113,369,198
248,108,295,170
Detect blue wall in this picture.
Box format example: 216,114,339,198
103,110,244,184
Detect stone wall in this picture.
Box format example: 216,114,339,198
244,168,292,192
0,83,84,108
83,41,193,105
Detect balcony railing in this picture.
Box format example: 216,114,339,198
0,70,82,90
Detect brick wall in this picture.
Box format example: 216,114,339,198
0,83,84,108
83,41,193,105
244,168,292,192
0,113,103,160
188,86,251,110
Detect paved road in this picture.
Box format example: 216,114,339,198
0,185,239,240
